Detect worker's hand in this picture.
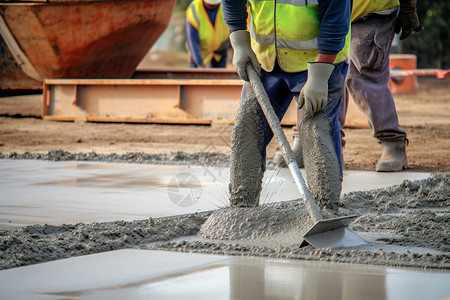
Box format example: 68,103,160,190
229,30,261,81
214,39,231,56
298,62,335,118
395,1,422,40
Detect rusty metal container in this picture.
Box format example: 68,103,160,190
0,0,176,89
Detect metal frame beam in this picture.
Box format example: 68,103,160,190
43,78,369,127
43,78,300,125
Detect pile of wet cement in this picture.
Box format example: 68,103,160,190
0,173,448,270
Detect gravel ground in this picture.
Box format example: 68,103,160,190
0,150,231,167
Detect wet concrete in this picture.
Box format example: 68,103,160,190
300,113,342,209
0,159,449,298
0,249,449,300
228,83,266,207
0,159,430,229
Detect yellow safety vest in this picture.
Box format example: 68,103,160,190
186,0,229,65
248,0,350,73
352,0,400,22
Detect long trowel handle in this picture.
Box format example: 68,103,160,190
246,64,323,222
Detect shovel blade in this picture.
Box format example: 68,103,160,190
301,215,368,249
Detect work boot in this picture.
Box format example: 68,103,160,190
273,137,304,168
376,139,408,172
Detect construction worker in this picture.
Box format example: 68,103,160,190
224,0,352,208
340,0,421,171
276,0,422,172
186,0,230,68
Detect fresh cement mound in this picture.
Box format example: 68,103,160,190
199,205,314,241
0,173,449,270
0,214,209,270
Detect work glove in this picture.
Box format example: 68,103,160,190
229,30,261,81
214,39,231,56
298,62,335,118
395,0,422,40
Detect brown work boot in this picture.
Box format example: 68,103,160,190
376,139,408,172
273,137,304,168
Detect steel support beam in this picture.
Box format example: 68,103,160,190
43,78,300,125
132,68,240,80
43,78,369,127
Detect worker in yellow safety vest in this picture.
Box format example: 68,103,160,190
277,0,422,173
186,0,230,68
223,0,352,209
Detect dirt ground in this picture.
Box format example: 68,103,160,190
0,77,449,172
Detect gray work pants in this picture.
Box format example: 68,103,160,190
339,11,407,143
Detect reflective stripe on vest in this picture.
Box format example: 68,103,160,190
249,0,350,72
249,21,318,50
186,0,229,65
187,3,200,29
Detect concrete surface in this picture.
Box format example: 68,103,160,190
0,249,449,300
0,159,431,229
1,160,448,300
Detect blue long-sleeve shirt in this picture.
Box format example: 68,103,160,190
222,0,351,55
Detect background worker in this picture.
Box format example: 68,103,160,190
339,0,422,171
277,0,422,172
186,0,230,68
224,0,352,209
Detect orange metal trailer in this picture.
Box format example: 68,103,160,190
0,0,176,89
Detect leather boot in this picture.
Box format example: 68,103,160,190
376,139,408,172
273,137,304,168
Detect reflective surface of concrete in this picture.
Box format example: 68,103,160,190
0,250,449,300
0,160,431,228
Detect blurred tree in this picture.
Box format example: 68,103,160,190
175,0,192,12
401,0,450,68
166,0,192,52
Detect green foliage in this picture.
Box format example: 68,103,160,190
175,0,192,12
401,0,450,68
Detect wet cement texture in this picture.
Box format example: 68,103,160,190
199,205,313,242
228,85,266,207
0,170,448,270
300,114,342,210
229,71,342,212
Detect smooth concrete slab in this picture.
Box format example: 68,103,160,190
0,250,229,300
0,159,431,229
0,249,448,300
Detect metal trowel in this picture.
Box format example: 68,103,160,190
246,64,367,249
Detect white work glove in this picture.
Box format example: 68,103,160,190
229,30,261,81
298,62,335,118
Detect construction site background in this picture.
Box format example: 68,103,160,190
1,0,449,173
